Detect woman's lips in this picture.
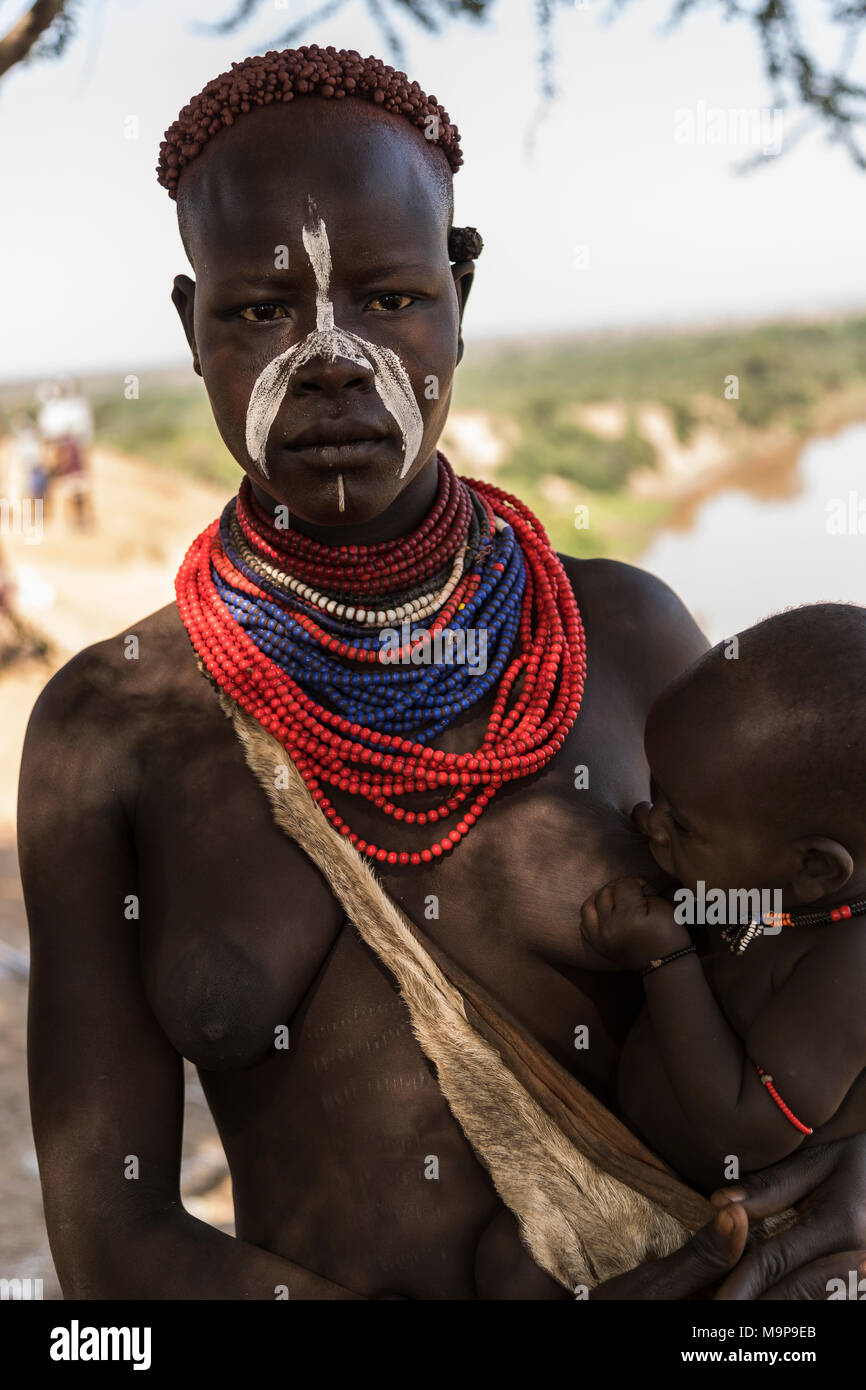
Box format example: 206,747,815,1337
283,438,392,467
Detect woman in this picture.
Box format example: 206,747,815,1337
18,45,866,1300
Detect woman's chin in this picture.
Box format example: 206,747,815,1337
244,470,389,529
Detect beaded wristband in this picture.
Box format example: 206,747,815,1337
755,1064,813,1135
640,944,696,977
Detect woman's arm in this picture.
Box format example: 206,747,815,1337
19,663,364,1300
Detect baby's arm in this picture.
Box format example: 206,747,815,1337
580,879,866,1175
742,925,866,1148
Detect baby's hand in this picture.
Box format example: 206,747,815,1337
579,876,691,971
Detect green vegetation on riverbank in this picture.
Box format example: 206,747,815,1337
457,315,866,431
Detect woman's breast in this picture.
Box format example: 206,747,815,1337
141,917,299,1070
370,782,655,1092
195,921,503,1298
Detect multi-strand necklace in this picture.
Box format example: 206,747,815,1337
176,453,586,865
722,897,866,953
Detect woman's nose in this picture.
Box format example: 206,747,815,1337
289,352,376,397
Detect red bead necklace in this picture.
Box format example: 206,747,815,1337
176,460,587,865
236,459,472,596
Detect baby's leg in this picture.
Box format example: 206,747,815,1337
474,1207,573,1300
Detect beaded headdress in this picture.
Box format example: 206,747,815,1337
156,43,483,263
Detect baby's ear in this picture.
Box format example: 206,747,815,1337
789,837,854,904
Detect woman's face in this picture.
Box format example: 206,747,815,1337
171,99,471,530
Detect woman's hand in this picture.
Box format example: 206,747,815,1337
711,1133,866,1299
590,1204,750,1299
591,1134,866,1299
580,875,690,972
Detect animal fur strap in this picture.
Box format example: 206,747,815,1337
223,696,712,1290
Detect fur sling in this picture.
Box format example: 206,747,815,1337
219,693,720,1291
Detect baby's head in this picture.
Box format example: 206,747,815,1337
157,45,482,528
640,603,866,909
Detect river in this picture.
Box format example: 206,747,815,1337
638,421,866,643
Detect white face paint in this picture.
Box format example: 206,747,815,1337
245,196,424,483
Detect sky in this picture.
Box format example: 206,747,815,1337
1,0,865,380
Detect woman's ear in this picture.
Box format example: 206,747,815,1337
171,274,201,376
789,837,854,904
451,260,475,365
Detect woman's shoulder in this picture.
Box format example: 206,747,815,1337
30,602,194,714
21,602,202,780
558,553,689,610
556,553,710,691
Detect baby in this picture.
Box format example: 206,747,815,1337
580,601,866,1192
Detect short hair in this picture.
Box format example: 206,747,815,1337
157,43,483,263
668,602,866,840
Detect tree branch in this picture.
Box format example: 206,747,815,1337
0,0,69,79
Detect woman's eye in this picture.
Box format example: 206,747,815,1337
239,304,288,322
367,293,415,312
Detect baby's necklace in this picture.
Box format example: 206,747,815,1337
722,897,866,954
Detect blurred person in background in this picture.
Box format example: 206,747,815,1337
8,412,48,503
36,377,94,529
